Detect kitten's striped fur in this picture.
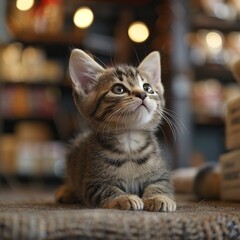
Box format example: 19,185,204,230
55,49,176,212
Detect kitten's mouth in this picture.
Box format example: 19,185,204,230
136,101,149,112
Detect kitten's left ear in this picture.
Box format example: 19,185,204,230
138,51,163,92
69,49,104,95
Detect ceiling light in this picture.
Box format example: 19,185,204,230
73,7,94,29
16,0,34,11
128,21,149,43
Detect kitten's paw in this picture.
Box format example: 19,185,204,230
143,194,176,212
55,185,77,204
102,195,144,211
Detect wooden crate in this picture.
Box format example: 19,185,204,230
226,96,240,150
220,150,240,201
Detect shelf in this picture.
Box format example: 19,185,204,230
2,115,56,121
11,30,85,45
193,64,235,83
194,115,224,126
190,15,240,33
0,174,63,185
0,80,72,89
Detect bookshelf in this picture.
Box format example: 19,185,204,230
0,0,164,182
183,0,240,164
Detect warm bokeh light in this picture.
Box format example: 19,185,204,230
2,43,22,64
128,21,149,43
73,7,94,29
16,0,34,11
206,31,223,50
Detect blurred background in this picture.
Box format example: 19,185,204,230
0,0,240,189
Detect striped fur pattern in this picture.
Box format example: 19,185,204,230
55,49,176,212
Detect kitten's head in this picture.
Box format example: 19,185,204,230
69,49,165,134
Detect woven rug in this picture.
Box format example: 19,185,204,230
0,190,240,240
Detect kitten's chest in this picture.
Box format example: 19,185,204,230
116,132,146,153
115,162,150,195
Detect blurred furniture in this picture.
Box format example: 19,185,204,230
0,0,169,182
220,96,240,201
172,0,240,166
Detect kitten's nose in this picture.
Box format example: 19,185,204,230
135,92,147,100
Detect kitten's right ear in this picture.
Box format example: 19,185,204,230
69,49,104,94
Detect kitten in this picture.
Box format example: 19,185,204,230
55,49,176,212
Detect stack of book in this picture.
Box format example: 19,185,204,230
220,96,240,201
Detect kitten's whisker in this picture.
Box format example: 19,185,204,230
162,108,188,135
158,124,169,144
162,108,186,130
123,107,132,133
115,107,128,134
163,109,184,129
163,112,180,134
103,106,126,134
133,47,140,65
92,55,108,69
88,104,116,124
88,106,118,135
156,110,177,141
160,109,184,137
82,72,96,80
161,109,188,141
163,116,177,141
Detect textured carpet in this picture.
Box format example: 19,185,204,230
0,190,240,240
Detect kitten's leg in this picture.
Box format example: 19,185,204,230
142,183,176,212
87,184,143,211
55,184,78,203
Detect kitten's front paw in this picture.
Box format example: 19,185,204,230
143,194,176,212
102,195,144,211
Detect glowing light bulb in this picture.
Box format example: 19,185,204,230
73,7,94,29
206,31,223,50
16,0,34,11
128,21,149,43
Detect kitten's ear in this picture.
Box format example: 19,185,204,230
69,49,104,94
138,51,163,92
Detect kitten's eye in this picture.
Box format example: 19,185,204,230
143,83,154,94
112,84,126,94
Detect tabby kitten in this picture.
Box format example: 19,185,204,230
55,49,176,212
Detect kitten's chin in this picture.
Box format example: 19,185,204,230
133,104,155,125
